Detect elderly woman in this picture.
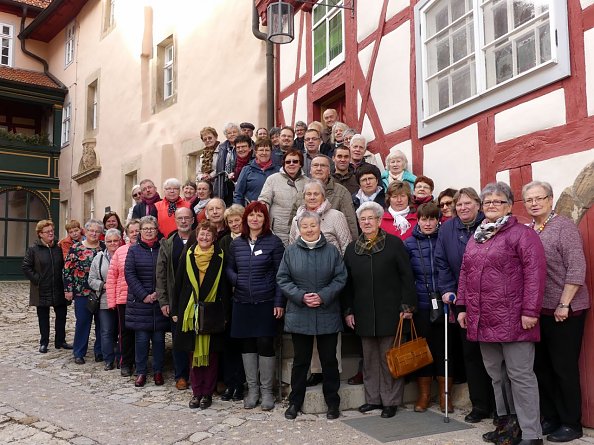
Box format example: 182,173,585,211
213,122,241,204
353,164,386,212
343,202,416,418
89,228,122,370
523,181,589,443
125,216,169,387
456,182,546,445
226,201,285,411
155,178,190,238
58,219,83,259
172,221,231,409
278,211,348,420
197,126,220,181
381,150,416,192
413,175,435,207
435,187,495,424
437,188,457,222
63,219,104,364
289,179,352,255
342,128,356,148
23,219,71,353
380,181,418,240
233,137,279,206
349,134,382,170
126,185,143,223
404,203,453,413
259,149,307,246
106,219,140,376
327,122,348,158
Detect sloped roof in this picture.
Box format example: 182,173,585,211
0,66,61,89
19,0,88,42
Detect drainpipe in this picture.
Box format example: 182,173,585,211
17,5,67,89
252,3,275,129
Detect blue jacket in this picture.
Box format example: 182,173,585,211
226,233,285,307
434,212,484,295
125,239,169,332
233,160,279,205
404,224,439,310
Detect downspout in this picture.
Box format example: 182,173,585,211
252,3,275,129
17,5,67,89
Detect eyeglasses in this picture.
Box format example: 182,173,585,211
304,137,319,142
87,229,102,234
359,217,377,223
439,201,453,208
105,239,120,244
482,200,508,207
311,163,329,169
175,216,193,221
141,227,157,232
40,229,54,235
284,159,300,165
523,195,549,205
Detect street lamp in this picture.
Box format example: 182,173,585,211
267,0,294,44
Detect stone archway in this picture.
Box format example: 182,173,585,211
555,161,594,224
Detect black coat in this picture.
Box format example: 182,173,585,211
172,242,230,353
22,239,67,307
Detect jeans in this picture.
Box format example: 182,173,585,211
135,330,165,375
99,308,119,364
171,320,189,381
73,296,101,359
37,305,67,347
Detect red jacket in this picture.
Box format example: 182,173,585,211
155,197,190,238
456,216,546,343
106,243,131,308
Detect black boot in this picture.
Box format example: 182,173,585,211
495,415,521,445
482,415,510,443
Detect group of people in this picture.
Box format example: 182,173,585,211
22,114,589,445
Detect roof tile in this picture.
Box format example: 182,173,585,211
0,66,60,89
12,0,51,8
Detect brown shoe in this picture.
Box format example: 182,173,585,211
348,372,363,385
414,377,432,412
134,374,146,387
175,377,188,390
437,376,454,413
154,372,164,386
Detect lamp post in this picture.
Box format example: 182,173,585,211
267,0,294,44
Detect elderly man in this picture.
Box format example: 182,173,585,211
294,121,307,152
291,154,358,240
350,134,382,171
303,129,322,176
132,179,160,219
322,108,338,144
240,122,255,140
156,207,194,391
155,178,191,238
332,146,358,194
205,198,229,239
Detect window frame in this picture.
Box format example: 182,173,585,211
311,0,346,83
0,23,13,67
64,22,75,67
163,43,174,100
61,103,71,146
414,0,570,138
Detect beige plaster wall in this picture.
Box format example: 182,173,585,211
47,0,267,221
0,13,47,71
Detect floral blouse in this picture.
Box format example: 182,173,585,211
63,242,103,297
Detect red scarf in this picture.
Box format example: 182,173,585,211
234,155,251,180
141,238,158,248
143,192,161,216
256,159,273,171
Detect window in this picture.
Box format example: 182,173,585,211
83,190,95,220
155,36,176,112
0,24,13,67
312,0,345,81
87,80,98,132
415,0,570,137
65,22,75,66
163,44,174,99
61,103,71,145
103,0,115,32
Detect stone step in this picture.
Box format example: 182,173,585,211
280,355,361,384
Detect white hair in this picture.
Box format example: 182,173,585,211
163,178,181,189
350,134,366,148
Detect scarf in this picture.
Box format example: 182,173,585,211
474,214,511,243
200,141,218,175
167,197,180,217
194,198,211,214
413,195,433,207
388,206,411,235
234,154,250,179
354,229,386,255
143,192,161,216
256,158,273,171
389,171,404,184
182,245,223,367
141,238,158,248
296,199,330,219
355,186,382,204
224,146,236,174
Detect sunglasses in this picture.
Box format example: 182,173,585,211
439,201,453,208
133,193,141,198
284,159,300,165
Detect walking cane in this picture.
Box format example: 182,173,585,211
443,294,455,423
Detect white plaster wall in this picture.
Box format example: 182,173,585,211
357,0,383,42
279,9,300,91
386,0,410,20
389,139,413,171
424,124,481,195
294,85,308,123
585,28,594,117
370,24,410,134
494,89,566,142
0,13,46,71
361,114,375,142
357,92,362,121
358,41,374,79
281,94,295,126
581,0,594,9
531,149,594,206
298,12,307,78
495,170,510,186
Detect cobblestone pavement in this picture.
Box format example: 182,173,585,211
1,281,593,445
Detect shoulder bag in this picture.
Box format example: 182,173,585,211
386,317,433,379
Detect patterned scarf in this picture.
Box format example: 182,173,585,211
474,214,511,243
224,146,236,174
354,229,386,255
167,198,178,217
200,142,218,175
388,206,411,235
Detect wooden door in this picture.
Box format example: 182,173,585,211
579,206,594,427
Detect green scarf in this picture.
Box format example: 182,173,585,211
182,245,224,367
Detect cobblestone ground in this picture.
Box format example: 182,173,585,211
1,281,593,445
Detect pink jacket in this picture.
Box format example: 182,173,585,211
106,243,131,308
456,216,546,343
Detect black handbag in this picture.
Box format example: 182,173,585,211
196,300,226,335
416,239,444,324
86,254,103,313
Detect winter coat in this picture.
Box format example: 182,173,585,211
155,232,187,308
456,216,546,343
125,239,169,332
404,224,439,310
381,169,416,192
155,197,190,238
233,160,280,206
131,202,158,219
258,168,307,246
22,239,67,307
434,212,484,295
277,234,347,335
342,231,417,337
172,242,231,353
88,250,111,310
288,200,352,255
57,236,76,259
332,170,359,195
106,243,131,308
380,210,417,240
226,233,285,307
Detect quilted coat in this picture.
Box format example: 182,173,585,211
456,216,546,343
277,234,347,335
233,159,279,206
404,224,439,310
105,243,131,308
225,233,285,307
22,239,67,307
124,239,169,332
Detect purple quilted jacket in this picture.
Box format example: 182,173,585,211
456,216,546,343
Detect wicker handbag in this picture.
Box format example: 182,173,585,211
386,317,433,379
